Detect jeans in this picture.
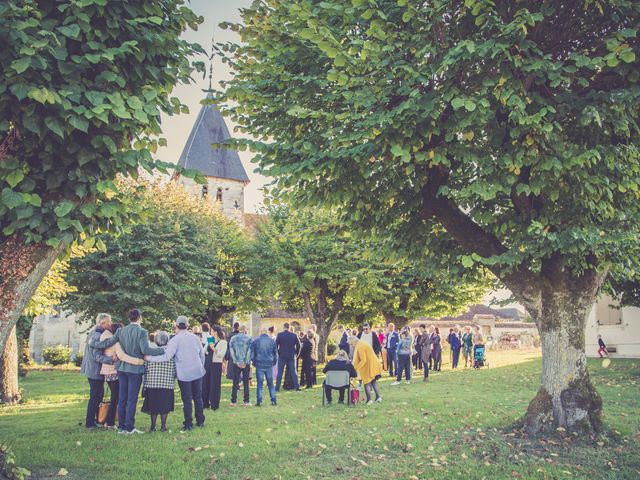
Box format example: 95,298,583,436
178,377,205,428
451,347,461,368
387,350,397,376
324,385,347,403
118,371,143,432
276,357,299,391
231,364,251,404
85,378,104,427
105,380,119,426
209,363,222,410
255,367,276,405
396,354,411,381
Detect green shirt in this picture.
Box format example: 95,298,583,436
462,332,473,348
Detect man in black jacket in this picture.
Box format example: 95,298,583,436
275,323,301,391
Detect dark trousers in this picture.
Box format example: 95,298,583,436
396,354,411,381
324,385,347,403
452,348,461,369
231,364,251,404
276,357,299,391
433,350,442,371
387,350,397,376
105,380,119,426
118,371,143,432
178,377,205,428
202,355,213,408
302,359,316,388
85,378,104,427
209,363,222,410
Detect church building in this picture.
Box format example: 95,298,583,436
172,94,249,224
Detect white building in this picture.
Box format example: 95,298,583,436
586,295,640,358
28,311,90,363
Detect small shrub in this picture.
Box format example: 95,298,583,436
42,345,72,366
73,353,84,367
327,338,337,356
0,443,31,480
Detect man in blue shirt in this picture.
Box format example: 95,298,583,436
384,323,399,377
146,315,206,430
229,324,253,406
251,327,278,406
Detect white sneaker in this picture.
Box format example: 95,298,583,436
243,402,252,407
117,429,129,435
375,397,382,404
366,400,374,405
130,428,144,434
391,381,401,386
405,381,411,385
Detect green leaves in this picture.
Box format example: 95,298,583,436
54,201,74,218
0,0,203,246
57,24,80,39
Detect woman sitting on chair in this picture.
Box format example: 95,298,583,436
322,350,357,405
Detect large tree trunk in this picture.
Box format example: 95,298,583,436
522,283,603,435
302,288,344,363
381,311,411,328
0,236,62,353
0,327,20,405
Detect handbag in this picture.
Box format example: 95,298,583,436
350,388,360,405
97,401,110,424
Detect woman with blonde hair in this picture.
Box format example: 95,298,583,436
347,336,382,405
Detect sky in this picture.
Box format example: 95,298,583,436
156,0,265,212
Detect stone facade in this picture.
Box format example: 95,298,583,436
28,311,90,364
178,175,246,224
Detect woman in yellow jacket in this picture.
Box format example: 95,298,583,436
348,336,382,405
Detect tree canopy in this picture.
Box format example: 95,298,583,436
66,182,258,331
219,0,640,434
0,0,205,352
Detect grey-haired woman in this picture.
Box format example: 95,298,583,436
140,331,176,432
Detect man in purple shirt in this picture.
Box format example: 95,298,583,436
146,316,205,431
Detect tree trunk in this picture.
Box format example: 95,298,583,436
381,311,411,328
523,287,603,435
0,236,62,354
0,327,20,405
316,321,333,363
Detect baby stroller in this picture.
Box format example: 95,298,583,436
473,344,488,368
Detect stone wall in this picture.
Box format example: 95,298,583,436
28,311,90,364
179,175,246,224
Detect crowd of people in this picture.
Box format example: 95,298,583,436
81,309,487,434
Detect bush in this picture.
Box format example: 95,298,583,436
72,353,84,367
327,338,337,356
0,443,31,480
42,345,72,366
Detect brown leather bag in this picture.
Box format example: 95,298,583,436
97,401,110,424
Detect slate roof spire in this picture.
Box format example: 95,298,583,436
176,100,249,183
176,28,249,183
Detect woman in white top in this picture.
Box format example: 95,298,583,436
208,328,228,411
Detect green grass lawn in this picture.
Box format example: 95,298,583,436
1,352,638,480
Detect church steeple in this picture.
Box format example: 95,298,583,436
174,30,249,223
176,102,249,183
